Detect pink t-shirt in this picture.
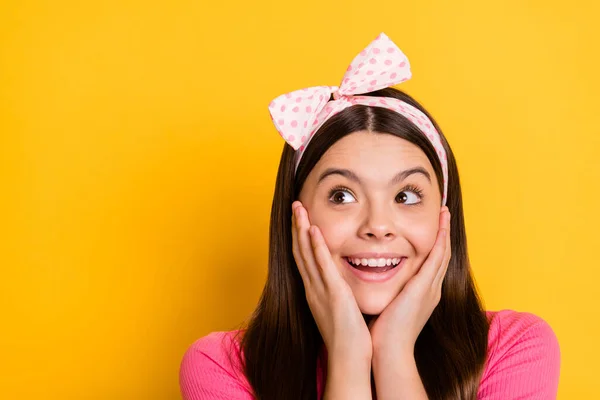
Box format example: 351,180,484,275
179,310,561,399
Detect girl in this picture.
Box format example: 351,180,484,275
179,33,560,399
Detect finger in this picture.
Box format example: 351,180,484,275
291,200,302,214
417,210,449,285
291,208,311,286
434,211,452,288
295,205,323,288
309,225,342,289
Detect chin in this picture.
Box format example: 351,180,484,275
353,288,397,316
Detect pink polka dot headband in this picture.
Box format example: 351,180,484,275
268,32,448,206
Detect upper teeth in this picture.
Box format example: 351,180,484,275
348,258,403,267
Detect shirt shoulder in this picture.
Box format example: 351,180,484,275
479,310,561,399
179,330,254,400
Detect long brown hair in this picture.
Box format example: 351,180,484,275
237,87,490,399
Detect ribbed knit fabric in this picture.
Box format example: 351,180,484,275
179,310,561,399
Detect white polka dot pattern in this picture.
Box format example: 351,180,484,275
268,32,448,206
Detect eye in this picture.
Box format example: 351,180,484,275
328,186,357,204
395,184,424,205
328,184,425,205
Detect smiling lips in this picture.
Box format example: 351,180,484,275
343,256,406,281
344,252,407,268
346,257,404,268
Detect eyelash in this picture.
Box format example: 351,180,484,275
328,184,425,205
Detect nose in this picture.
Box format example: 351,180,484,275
358,203,396,240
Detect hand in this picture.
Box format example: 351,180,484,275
368,206,452,358
291,201,373,364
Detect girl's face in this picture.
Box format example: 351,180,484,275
298,131,444,315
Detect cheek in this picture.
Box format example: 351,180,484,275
308,212,353,256
406,220,439,258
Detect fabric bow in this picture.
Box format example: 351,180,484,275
268,32,411,152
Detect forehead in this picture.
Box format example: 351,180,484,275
310,130,435,185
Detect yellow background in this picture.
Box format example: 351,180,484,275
1,0,599,398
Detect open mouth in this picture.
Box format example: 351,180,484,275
343,257,406,273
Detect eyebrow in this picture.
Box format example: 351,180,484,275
317,166,432,186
